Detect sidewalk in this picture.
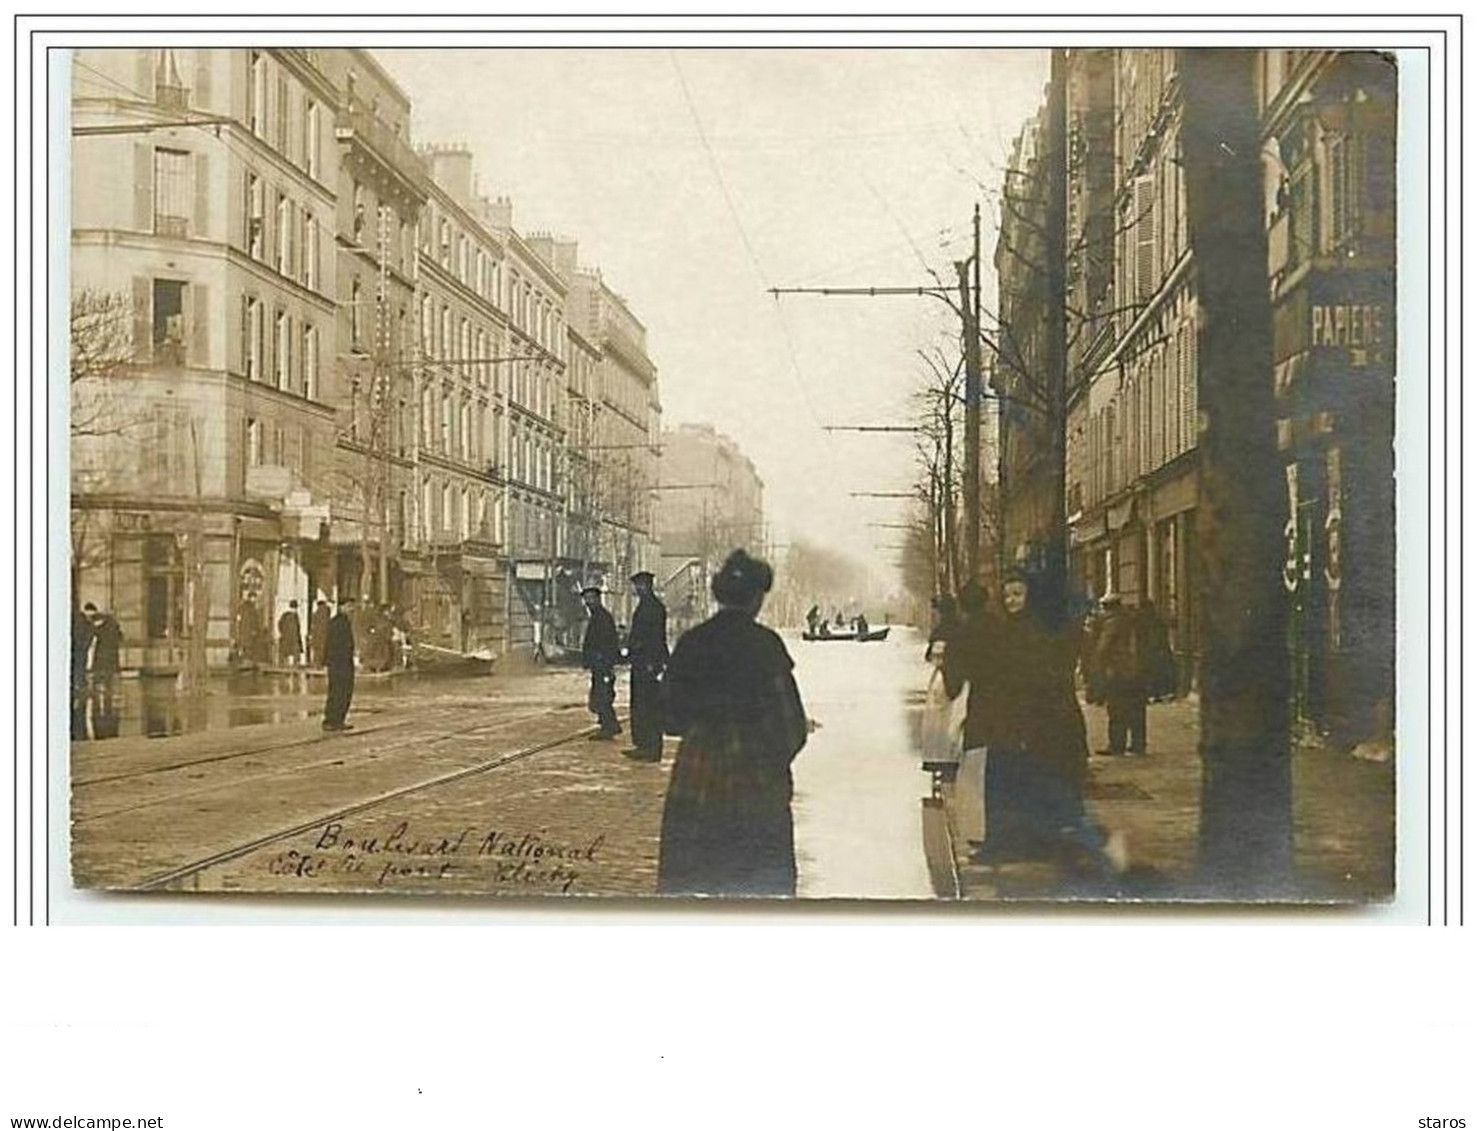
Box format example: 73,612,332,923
938,695,1395,904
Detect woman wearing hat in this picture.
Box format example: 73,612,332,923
945,569,1124,877
657,549,810,896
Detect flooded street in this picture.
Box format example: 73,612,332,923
788,626,937,900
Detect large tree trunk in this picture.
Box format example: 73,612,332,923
1181,49,1293,895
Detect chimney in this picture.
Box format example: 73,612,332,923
482,194,513,231
423,143,474,207
553,239,579,277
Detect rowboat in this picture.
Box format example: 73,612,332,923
802,626,891,643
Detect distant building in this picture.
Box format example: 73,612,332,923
656,424,766,634
408,144,513,653
993,103,1057,581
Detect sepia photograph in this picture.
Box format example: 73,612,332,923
60,39,1408,908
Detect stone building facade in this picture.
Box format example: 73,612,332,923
70,47,665,670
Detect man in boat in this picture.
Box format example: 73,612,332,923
805,604,821,635
581,586,622,740
622,571,669,763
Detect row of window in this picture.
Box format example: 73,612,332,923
241,297,321,399
246,50,323,180
421,207,503,303
244,416,315,483
1077,317,1198,508
243,172,322,291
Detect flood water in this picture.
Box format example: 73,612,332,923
787,625,938,900
67,669,410,742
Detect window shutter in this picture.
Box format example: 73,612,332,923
1166,329,1180,456
1181,322,1198,449
132,276,152,360
189,284,208,367
134,143,153,231
193,152,209,239
1134,175,1156,303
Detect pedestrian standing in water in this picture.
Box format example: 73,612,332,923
623,571,669,763
322,594,357,732
657,549,810,897
945,569,1125,876
581,586,622,740
277,599,304,668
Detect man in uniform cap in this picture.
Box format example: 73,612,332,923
581,585,622,739
322,594,358,731
622,571,669,762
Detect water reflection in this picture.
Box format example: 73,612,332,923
69,670,337,742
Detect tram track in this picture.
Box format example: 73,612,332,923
71,715,420,788
132,720,604,891
73,705,585,825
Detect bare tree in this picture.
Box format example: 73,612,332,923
70,288,143,604
1180,48,1292,895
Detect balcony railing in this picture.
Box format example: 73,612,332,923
335,102,429,196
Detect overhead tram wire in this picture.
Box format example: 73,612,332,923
667,50,834,454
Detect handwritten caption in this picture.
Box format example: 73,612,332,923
266,821,605,893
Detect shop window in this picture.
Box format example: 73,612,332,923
143,534,185,640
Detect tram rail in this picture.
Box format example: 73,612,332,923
73,705,585,825
132,719,602,891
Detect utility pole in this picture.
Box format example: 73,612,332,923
376,202,392,606
771,219,988,586
184,415,209,692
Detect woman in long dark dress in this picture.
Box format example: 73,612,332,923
946,569,1122,874
657,550,810,897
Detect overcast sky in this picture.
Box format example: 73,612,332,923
380,48,1048,583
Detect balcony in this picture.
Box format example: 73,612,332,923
334,102,429,200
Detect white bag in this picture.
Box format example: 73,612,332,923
921,668,966,765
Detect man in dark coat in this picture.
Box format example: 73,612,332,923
277,600,304,667
622,571,669,762
581,586,621,739
322,595,357,731
1088,594,1149,756
308,598,331,667
88,604,124,703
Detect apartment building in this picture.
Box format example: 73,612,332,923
1259,50,1396,742
71,47,339,672
656,424,767,635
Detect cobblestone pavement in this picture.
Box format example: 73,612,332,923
941,695,1396,904
71,669,676,899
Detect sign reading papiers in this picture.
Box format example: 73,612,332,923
1310,301,1388,363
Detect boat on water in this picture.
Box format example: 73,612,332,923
801,626,891,643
